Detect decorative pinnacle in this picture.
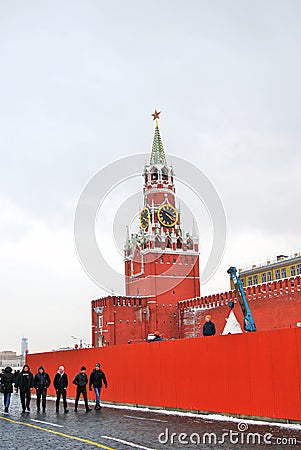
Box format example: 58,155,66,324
150,109,166,165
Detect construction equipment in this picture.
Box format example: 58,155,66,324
227,266,256,332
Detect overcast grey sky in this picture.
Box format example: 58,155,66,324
0,1,300,353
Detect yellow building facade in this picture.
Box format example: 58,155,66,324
231,253,301,289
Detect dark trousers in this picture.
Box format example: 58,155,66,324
56,389,67,410
20,388,31,410
75,386,89,410
36,388,47,410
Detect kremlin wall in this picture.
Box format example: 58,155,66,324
91,275,301,346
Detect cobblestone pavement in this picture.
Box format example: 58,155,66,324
0,393,301,450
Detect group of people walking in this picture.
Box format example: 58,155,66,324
0,362,108,414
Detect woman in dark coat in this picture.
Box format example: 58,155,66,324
1,366,15,413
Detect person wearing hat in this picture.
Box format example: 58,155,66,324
73,366,92,412
148,331,163,342
89,363,108,410
34,366,51,412
53,366,69,413
203,315,216,336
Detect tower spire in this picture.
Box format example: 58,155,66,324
150,110,166,165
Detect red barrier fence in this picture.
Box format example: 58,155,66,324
27,327,301,422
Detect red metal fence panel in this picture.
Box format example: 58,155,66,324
27,328,301,421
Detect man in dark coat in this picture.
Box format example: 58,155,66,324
73,366,92,412
34,366,51,412
203,315,216,336
16,364,34,412
53,365,69,413
1,367,15,413
89,363,108,410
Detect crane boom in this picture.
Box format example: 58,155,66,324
227,266,256,332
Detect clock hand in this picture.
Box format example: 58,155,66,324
165,211,176,220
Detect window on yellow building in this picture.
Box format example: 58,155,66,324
253,275,258,284
281,268,287,278
291,266,296,276
275,269,280,279
248,277,252,286
297,264,301,275
261,273,266,283
267,271,272,281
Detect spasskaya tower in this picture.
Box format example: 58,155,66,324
124,110,200,304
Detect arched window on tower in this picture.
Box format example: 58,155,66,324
161,167,168,181
187,238,193,250
176,237,183,249
151,168,158,181
166,236,172,249
155,236,161,248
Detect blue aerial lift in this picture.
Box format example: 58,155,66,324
227,266,257,332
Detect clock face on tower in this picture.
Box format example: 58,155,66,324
157,204,178,227
140,207,150,229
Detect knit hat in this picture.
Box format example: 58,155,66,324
95,363,100,368
205,315,212,320
81,366,86,371
38,365,44,371
58,365,64,371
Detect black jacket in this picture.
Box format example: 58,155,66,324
34,371,51,390
89,369,107,389
203,321,216,336
1,367,15,393
54,372,68,391
16,369,34,390
73,372,88,388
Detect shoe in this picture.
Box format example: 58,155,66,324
42,408,46,413
74,408,77,413
37,408,40,413
4,407,8,413
64,409,69,414
56,407,59,413
86,408,92,412
22,409,26,413
26,407,30,412
95,404,101,410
